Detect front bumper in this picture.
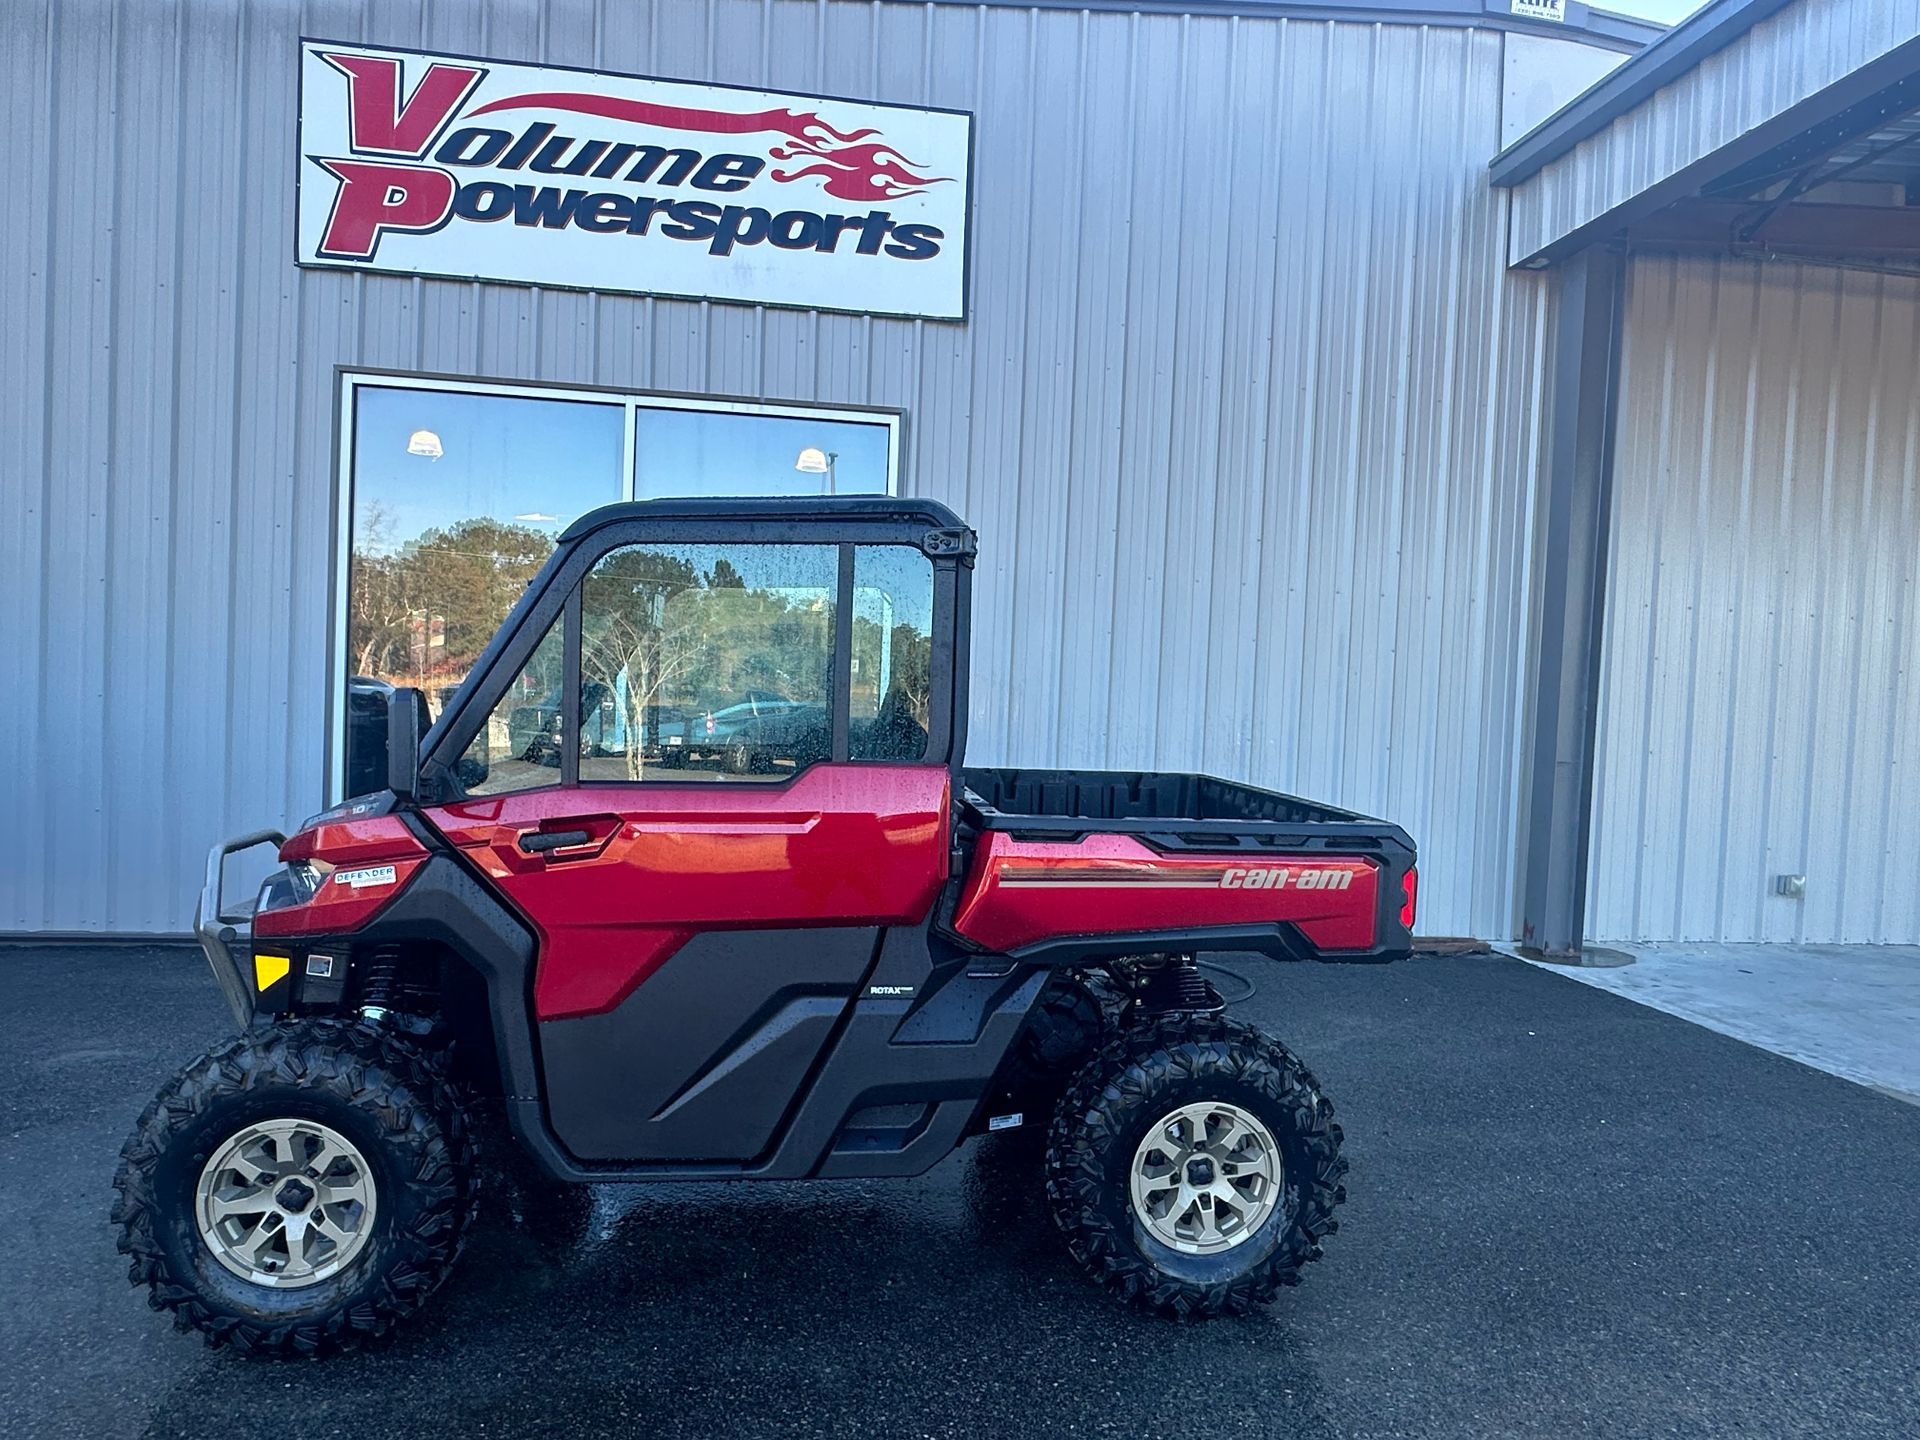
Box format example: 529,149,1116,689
195,830,284,1028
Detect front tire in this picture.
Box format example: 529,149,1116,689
1044,1014,1346,1317
112,1020,476,1356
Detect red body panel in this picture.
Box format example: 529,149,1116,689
423,764,952,1020
255,815,429,938
950,832,1380,955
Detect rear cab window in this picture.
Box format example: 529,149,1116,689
850,545,935,762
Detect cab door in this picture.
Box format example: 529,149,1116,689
422,531,952,1165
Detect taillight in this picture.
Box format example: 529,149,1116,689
1399,867,1418,931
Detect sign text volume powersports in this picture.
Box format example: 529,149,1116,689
296,41,973,320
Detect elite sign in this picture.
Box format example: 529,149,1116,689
296,41,973,320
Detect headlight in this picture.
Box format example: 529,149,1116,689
258,859,335,914
289,859,335,903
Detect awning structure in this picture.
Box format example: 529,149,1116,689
1492,0,1920,270
1498,0,1920,958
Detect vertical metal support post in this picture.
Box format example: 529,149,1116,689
1521,248,1626,959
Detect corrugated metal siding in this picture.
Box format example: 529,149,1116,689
2,0,1554,937
1508,0,1920,266
1589,255,1920,945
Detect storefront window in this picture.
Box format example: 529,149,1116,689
632,406,892,499
338,376,898,799
343,386,623,798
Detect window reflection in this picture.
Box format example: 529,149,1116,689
579,543,836,782
851,547,936,762
344,387,623,795
340,380,899,799
454,615,568,797
632,406,889,499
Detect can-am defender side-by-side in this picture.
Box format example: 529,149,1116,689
115,497,1418,1355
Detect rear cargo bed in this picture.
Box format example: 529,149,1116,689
953,768,1417,962
959,767,1410,855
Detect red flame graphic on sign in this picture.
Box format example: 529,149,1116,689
467,91,953,202
767,138,951,200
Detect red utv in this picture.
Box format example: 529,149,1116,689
114,497,1417,1355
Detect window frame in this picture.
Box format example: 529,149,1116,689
328,367,904,802
418,518,959,798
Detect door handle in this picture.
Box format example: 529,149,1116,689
519,829,593,854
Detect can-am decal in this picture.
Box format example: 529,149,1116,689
297,41,972,320
996,863,1367,891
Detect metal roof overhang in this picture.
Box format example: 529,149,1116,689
908,0,1663,52
1491,0,1920,270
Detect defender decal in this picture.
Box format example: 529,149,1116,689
334,864,399,889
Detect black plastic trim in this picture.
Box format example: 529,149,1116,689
1004,922,1409,968
832,545,854,759
538,928,883,1163
557,495,967,543
560,587,583,787
960,767,1416,855
923,562,960,769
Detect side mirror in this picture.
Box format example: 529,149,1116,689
387,687,428,802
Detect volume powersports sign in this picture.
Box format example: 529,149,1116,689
296,42,973,320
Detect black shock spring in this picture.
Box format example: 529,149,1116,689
358,944,402,1011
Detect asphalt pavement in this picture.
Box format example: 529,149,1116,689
3,944,1917,1439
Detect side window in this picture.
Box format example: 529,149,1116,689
579,543,836,782
455,613,566,796
850,546,935,762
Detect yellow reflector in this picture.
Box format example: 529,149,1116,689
253,953,291,991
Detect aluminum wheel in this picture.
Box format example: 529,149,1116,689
194,1118,378,1289
1128,1100,1283,1255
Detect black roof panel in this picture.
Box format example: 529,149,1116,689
558,494,968,542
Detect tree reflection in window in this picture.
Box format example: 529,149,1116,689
851,546,935,762
579,544,837,782
350,509,555,685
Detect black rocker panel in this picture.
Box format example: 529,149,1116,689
539,927,881,1163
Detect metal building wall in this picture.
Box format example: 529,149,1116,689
3,0,1554,937
1506,0,1920,266
1589,254,1920,945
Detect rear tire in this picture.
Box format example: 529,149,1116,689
982,973,1111,1141
1044,1013,1346,1317
112,1020,476,1357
